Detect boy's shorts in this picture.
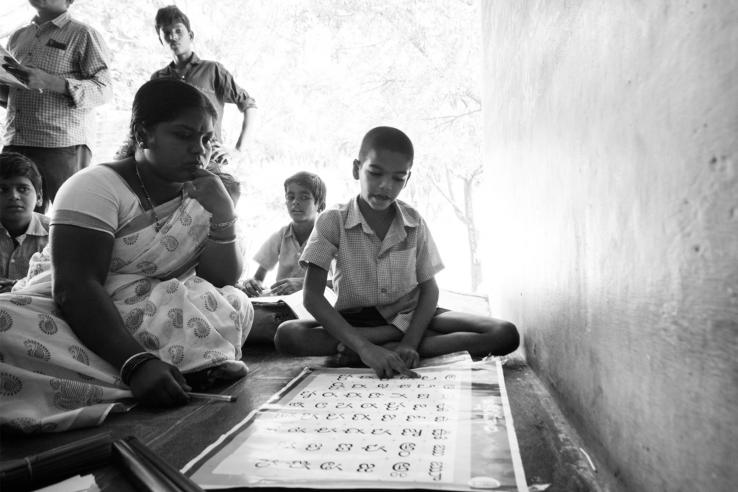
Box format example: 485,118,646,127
339,306,449,330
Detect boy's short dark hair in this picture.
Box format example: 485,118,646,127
155,5,192,35
0,152,43,196
284,171,327,212
357,126,414,164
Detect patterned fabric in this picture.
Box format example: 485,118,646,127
4,11,112,147
0,212,49,281
253,223,307,282
150,52,256,141
0,170,253,434
300,196,443,332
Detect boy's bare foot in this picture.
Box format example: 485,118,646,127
184,362,248,390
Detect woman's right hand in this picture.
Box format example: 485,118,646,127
128,359,191,407
357,343,419,379
184,168,235,220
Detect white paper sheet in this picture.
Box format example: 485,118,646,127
35,474,99,492
0,45,29,89
252,287,337,321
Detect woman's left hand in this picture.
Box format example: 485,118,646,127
183,168,235,220
0,278,15,293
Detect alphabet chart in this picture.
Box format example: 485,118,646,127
184,358,527,491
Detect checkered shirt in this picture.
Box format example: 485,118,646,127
4,11,112,147
300,196,444,332
0,212,49,280
151,53,256,141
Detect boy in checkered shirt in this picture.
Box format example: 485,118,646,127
275,127,519,378
0,152,49,293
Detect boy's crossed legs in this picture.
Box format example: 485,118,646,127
274,309,519,364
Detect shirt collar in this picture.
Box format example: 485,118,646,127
32,10,72,29
393,199,420,228
167,52,201,70
27,213,49,236
0,213,49,238
345,196,419,232
345,196,371,233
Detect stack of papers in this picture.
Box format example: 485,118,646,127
251,288,337,321
0,45,29,89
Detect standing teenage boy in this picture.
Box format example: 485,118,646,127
150,5,256,169
1,0,113,212
275,127,519,378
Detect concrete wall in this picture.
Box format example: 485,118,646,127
480,2,737,491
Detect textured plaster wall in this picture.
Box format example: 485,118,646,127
480,2,737,490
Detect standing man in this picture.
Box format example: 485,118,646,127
151,5,256,170
0,0,112,212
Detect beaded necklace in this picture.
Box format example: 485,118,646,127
134,163,163,232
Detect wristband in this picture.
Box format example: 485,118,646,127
120,352,159,386
210,215,238,231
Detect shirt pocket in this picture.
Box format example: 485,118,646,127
388,246,417,296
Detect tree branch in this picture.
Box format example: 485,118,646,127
424,108,481,129
430,177,470,226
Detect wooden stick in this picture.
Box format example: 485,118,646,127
124,436,204,492
0,433,111,491
187,391,237,402
113,439,178,491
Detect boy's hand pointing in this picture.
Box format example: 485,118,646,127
359,344,419,379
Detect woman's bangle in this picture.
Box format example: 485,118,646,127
210,215,238,232
120,352,159,386
206,235,237,245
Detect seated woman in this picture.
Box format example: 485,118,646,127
0,79,253,434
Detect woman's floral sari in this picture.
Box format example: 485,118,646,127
0,196,253,433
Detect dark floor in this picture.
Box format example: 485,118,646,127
0,292,610,491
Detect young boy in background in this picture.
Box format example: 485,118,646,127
243,171,327,297
0,152,49,292
275,127,519,378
